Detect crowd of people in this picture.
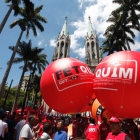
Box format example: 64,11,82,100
0,109,140,140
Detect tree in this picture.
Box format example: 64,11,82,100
113,0,140,30
0,0,23,33
21,50,49,114
101,0,139,55
9,40,48,113
0,1,47,98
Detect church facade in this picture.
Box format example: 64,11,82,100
52,16,101,72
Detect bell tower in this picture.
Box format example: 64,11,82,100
85,16,101,72
52,17,71,61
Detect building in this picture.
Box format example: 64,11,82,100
21,75,29,91
52,16,101,72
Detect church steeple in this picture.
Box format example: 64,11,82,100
85,16,100,72
87,16,95,37
60,16,68,36
52,17,71,61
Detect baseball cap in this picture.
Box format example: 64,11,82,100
109,117,120,123
42,119,47,123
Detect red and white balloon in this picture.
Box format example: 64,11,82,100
93,51,140,118
40,58,93,114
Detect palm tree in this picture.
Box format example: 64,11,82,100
9,40,48,113
113,0,140,30
30,75,41,110
0,1,47,98
21,53,49,114
0,0,24,33
102,4,136,55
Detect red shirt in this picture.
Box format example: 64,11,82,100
99,123,109,140
72,120,79,138
85,124,100,140
38,124,43,138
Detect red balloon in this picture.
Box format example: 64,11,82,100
93,51,140,118
80,93,96,112
40,58,93,114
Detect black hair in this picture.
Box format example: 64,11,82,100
28,115,35,122
43,122,52,133
58,120,65,126
1,113,7,120
89,117,95,124
76,114,81,119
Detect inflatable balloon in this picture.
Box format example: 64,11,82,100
91,99,113,122
80,93,96,112
93,51,140,118
40,58,93,114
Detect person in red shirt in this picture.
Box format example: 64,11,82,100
85,117,100,140
36,119,48,138
106,116,131,140
99,117,110,140
72,114,83,138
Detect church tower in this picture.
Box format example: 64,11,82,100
85,16,100,72
52,17,71,61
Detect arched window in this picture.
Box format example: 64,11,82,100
60,41,64,58
91,41,95,59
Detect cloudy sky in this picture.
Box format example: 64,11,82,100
0,0,140,86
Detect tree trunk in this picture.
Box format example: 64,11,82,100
0,4,14,34
33,92,37,109
11,63,27,114
0,30,24,99
21,70,32,115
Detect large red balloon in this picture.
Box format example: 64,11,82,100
93,51,140,118
80,93,96,112
40,58,93,114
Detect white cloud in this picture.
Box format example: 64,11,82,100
69,0,140,58
75,47,85,58
38,39,45,47
130,40,140,51
49,39,56,47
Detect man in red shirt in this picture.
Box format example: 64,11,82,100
85,117,100,140
99,117,110,140
72,114,83,138
106,116,131,140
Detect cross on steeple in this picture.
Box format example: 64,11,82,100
88,16,91,20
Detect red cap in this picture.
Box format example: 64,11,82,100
109,117,120,123
23,115,27,119
42,119,47,123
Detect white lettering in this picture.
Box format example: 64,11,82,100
111,67,118,77
96,69,101,77
80,66,88,73
102,67,111,77
119,68,133,79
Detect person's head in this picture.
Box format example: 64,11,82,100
43,122,52,134
28,115,38,127
56,120,65,131
76,114,81,121
89,117,95,124
109,117,121,134
1,113,7,121
102,117,107,124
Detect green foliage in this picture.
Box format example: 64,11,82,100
0,87,25,111
101,0,140,55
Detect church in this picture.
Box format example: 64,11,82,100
51,16,101,72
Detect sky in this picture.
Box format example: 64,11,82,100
0,0,140,87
